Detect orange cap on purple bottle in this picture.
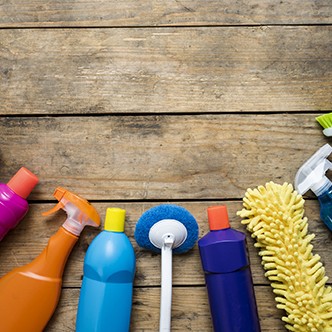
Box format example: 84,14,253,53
207,205,230,230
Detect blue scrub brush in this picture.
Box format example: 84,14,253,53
134,204,199,332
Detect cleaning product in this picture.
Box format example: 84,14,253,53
0,167,38,241
294,143,332,231
0,187,100,332
316,112,332,136
198,205,261,332
134,204,198,332
237,182,332,331
76,207,136,332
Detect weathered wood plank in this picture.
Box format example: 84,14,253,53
1,27,331,115
0,0,331,27
0,200,329,289
0,114,326,200
45,286,284,331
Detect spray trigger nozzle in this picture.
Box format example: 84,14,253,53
42,187,101,236
42,187,74,217
295,144,332,196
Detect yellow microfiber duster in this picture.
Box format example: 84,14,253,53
237,182,332,332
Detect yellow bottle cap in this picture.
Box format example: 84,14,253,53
104,207,126,232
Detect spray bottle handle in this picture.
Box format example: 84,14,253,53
42,187,101,236
42,202,65,217
297,159,332,195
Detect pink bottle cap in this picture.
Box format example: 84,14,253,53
207,206,230,231
7,167,39,199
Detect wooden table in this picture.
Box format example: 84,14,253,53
0,1,331,331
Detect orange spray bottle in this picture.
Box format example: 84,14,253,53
0,187,100,332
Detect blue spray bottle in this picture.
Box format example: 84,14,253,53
198,206,260,332
76,207,136,332
295,143,332,231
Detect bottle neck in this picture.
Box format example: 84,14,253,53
313,177,332,196
63,217,84,236
26,227,78,278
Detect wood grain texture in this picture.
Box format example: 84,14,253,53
0,0,331,27
0,200,329,289
0,113,327,200
1,26,331,115
1,2,330,330
44,286,284,331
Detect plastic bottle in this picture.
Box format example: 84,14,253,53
0,187,100,332
295,143,332,231
198,206,261,332
0,167,38,241
76,207,136,332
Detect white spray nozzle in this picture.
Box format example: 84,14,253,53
42,187,101,236
295,144,332,196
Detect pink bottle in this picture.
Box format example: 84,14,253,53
0,167,38,241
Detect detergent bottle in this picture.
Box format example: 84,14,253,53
198,206,261,332
295,143,332,231
0,187,100,332
0,167,38,241
76,207,136,332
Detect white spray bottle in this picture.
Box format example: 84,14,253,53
295,143,332,231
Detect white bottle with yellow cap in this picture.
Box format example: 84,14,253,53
76,208,136,332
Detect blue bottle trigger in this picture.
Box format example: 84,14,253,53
295,144,332,196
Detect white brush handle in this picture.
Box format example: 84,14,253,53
160,235,174,332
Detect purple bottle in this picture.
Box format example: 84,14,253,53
198,206,260,332
0,167,38,241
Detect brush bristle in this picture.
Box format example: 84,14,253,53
134,204,199,254
237,182,332,331
316,113,332,129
